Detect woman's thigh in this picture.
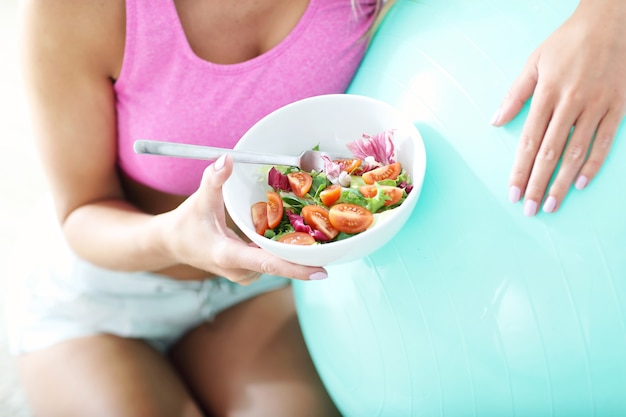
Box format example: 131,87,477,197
16,334,203,417
169,286,341,417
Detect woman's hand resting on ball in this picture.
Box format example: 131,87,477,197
491,0,626,216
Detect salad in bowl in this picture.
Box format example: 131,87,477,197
222,94,426,267
251,129,414,245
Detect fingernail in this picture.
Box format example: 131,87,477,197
214,154,226,171
524,199,538,217
509,186,521,203
309,271,328,281
490,108,501,125
543,196,557,213
575,175,588,190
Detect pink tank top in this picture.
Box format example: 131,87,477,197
115,0,378,196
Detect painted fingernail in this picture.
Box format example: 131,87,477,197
490,108,501,125
575,175,588,190
509,186,521,203
524,199,538,217
213,154,226,171
543,196,557,213
309,271,328,281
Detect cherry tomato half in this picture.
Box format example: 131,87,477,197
359,185,404,206
287,171,313,197
319,184,342,207
302,205,339,240
362,162,402,185
266,191,284,229
278,232,316,245
328,203,374,234
251,201,269,235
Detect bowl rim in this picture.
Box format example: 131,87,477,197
223,93,427,266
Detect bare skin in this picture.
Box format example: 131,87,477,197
18,287,339,417
16,0,341,415
23,0,326,282
493,0,626,216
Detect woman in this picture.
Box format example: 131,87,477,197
8,0,388,415
8,0,626,415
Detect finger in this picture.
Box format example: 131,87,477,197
197,154,233,213
218,243,328,282
208,265,261,286
197,155,233,224
542,111,598,213
492,57,539,126
522,107,579,216
231,271,263,287
574,108,621,190
508,92,553,205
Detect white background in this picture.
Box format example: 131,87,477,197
0,0,45,414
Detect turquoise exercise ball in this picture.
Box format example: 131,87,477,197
293,0,626,416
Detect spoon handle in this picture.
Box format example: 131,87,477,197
134,140,298,166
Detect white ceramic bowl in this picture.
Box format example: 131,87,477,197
222,94,426,267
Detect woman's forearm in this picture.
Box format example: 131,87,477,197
61,199,176,272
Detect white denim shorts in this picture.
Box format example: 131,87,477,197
3,197,289,355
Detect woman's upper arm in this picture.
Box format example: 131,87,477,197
20,0,126,223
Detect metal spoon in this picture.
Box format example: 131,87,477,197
134,139,349,172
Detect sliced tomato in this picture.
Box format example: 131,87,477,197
362,162,402,185
319,184,342,207
301,205,339,240
251,201,269,235
287,171,313,197
359,185,404,206
266,191,284,229
328,203,374,234
278,232,316,245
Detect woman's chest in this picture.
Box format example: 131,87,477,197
173,0,311,64
114,0,379,196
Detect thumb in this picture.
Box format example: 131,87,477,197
197,154,233,211
491,58,539,127
200,154,233,187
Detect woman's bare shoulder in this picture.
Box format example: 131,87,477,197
20,0,125,78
